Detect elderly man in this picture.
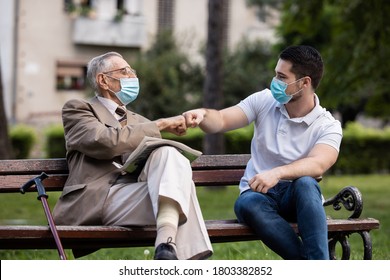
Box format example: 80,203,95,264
183,45,342,259
53,52,212,260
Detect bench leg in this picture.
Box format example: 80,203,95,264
359,231,373,260
329,231,373,260
328,233,351,260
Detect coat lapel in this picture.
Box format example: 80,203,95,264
90,97,121,128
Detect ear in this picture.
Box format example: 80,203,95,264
303,76,311,88
97,73,109,90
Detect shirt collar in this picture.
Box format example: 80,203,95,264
277,94,324,125
97,96,124,115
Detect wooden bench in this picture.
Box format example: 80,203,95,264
0,155,380,260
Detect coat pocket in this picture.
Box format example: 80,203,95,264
61,184,86,197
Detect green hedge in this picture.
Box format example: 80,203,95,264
162,127,204,151
164,122,390,174
225,124,253,154
44,125,66,158
9,121,388,174
9,124,37,159
333,122,390,174
162,124,254,154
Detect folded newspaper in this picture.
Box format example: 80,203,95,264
113,136,202,174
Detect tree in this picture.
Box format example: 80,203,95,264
223,39,273,107
0,57,13,159
202,0,227,154
274,0,390,126
248,0,390,126
322,0,390,127
129,30,203,119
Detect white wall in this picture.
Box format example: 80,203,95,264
0,0,16,120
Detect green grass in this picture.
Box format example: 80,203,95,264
0,174,388,260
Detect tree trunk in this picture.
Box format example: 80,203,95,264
203,0,227,154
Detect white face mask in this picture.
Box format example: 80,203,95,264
107,77,140,105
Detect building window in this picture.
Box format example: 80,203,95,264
158,0,175,33
64,0,92,16
116,0,142,15
64,0,73,11
117,0,124,10
56,61,87,91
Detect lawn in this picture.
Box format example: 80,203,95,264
0,174,388,260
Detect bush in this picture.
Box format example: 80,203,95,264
45,125,66,158
165,122,390,174
162,127,204,151
333,122,390,174
9,124,37,159
162,125,253,154
225,124,253,154
163,125,253,154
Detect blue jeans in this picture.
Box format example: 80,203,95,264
234,176,329,260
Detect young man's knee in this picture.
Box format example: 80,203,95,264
294,176,318,186
235,191,269,220
293,176,320,192
292,176,322,201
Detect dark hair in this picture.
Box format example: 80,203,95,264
279,45,324,89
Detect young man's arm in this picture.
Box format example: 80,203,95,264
183,105,249,133
249,143,339,193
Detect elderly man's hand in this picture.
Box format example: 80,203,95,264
155,115,187,136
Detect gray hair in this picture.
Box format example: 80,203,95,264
86,52,123,94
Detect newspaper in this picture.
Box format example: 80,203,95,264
113,136,202,174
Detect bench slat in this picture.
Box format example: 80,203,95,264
191,154,250,169
0,156,249,192
0,174,67,193
0,155,250,174
0,171,247,193
0,219,379,250
0,159,69,175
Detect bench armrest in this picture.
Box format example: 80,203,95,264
323,186,363,219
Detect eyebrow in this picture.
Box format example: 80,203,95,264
275,71,287,78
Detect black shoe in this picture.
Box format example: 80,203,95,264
154,237,178,260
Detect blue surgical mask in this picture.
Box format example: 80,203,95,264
108,77,140,105
270,77,303,104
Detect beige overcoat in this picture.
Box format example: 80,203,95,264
53,97,161,225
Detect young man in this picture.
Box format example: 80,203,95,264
183,45,342,259
53,52,212,260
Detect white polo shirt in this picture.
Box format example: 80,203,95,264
237,89,343,194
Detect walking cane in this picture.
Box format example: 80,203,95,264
20,172,67,260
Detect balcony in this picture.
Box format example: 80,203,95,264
72,15,145,48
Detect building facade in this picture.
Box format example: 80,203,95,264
0,0,278,125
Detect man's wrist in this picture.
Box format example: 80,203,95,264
155,119,166,131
